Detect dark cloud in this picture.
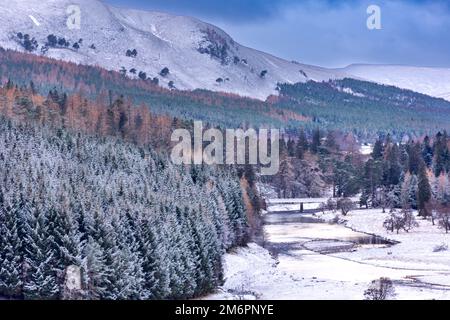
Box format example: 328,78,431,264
106,0,286,21
105,0,367,22
104,0,450,67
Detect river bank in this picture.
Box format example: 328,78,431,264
206,207,450,300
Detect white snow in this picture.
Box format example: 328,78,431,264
360,144,373,156
340,64,450,101
337,209,450,272
340,87,365,98
1,1,448,102
206,206,450,300
28,15,40,26
0,0,346,100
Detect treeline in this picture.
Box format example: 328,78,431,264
4,47,450,138
265,128,361,198
359,133,450,218
277,79,450,140
0,82,182,148
0,117,249,299
0,48,293,129
268,127,450,221
0,77,264,300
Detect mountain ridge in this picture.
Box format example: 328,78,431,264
338,64,450,101
1,0,449,101
0,0,345,100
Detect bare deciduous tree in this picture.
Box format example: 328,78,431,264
337,198,355,216
435,203,450,233
364,278,396,300
383,207,418,234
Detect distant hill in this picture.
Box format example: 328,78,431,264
2,48,450,141
0,0,345,100
339,64,450,101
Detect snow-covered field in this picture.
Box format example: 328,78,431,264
206,206,450,300
339,64,450,102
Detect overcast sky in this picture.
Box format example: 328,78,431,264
104,0,450,68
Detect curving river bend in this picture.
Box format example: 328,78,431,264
260,209,450,299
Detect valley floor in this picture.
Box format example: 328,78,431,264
206,207,450,300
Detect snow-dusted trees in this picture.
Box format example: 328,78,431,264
0,118,249,300
434,204,450,233
401,173,418,209
0,194,24,298
417,163,432,218
383,207,418,234
337,198,355,216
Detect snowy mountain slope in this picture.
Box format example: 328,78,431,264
340,64,450,101
0,0,345,100
2,0,449,102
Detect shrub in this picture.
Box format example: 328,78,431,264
364,278,396,300
160,67,170,77
383,208,418,234
433,243,448,253
138,71,147,81
337,198,355,216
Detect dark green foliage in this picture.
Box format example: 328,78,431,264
47,34,58,47
17,34,38,52
311,128,321,154
422,136,433,167
433,132,450,177
57,37,69,47
126,49,138,58
384,144,402,186
160,67,170,77
372,139,384,160
138,71,147,80
295,129,308,159
0,118,249,300
408,142,422,175
260,70,268,78
277,79,450,139
198,29,230,65
417,162,432,217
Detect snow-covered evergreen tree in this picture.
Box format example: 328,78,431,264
0,118,250,300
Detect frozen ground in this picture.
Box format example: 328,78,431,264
206,206,450,300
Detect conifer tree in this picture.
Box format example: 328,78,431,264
296,128,309,158
422,136,433,168
311,128,321,154
372,139,384,160
0,196,23,298
417,162,432,218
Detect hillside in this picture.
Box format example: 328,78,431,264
2,48,450,140
0,0,344,100
340,64,450,101
0,114,250,300
276,78,450,140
